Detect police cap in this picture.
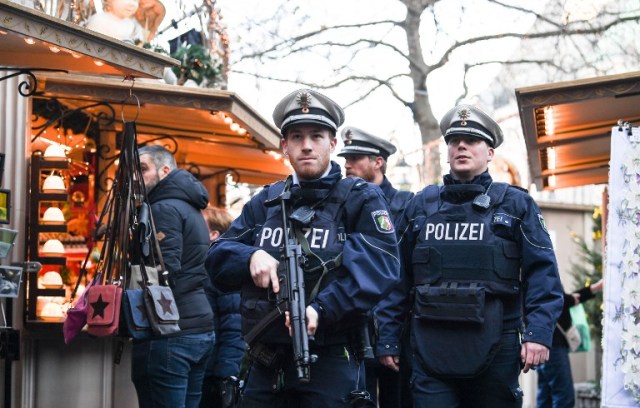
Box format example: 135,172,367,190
337,126,397,160
272,89,345,135
439,104,504,148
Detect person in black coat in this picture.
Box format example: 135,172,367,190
132,144,215,408
536,278,603,408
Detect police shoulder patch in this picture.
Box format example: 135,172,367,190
537,214,548,234
372,210,394,234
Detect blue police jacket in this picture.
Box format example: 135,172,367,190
378,176,414,223
376,171,563,356
206,162,400,345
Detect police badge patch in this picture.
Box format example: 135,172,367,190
372,210,394,234
537,214,549,234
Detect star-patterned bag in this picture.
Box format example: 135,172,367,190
143,284,180,336
85,283,123,337
122,288,153,339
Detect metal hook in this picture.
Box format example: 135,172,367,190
120,93,140,123
120,76,140,123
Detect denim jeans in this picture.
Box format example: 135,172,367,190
536,345,575,408
132,331,215,408
412,332,523,408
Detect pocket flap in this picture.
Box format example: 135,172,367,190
86,285,120,326
412,247,430,264
146,286,180,322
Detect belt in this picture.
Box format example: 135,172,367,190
310,344,350,357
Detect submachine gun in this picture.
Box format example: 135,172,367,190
245,185,318,382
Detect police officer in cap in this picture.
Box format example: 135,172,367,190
338,126,413,408
339,127,414,221
206,89,400,407
376,104,563,407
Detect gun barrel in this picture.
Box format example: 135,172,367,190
287,243,311,382
280,190,314,382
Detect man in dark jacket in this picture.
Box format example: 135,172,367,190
132,144,215,408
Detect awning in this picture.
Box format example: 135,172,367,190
515,71,640,191
0,0,177,81
35,73,290,186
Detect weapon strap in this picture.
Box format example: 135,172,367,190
291,177,359,301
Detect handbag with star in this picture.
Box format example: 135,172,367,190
86,121,180,338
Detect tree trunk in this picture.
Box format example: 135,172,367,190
402,0,442,183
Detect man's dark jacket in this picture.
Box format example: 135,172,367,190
147,168,214,334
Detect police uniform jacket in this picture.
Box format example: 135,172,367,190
147,168,214,334
376,171,563,356
206,161,400,346
378,176,414,223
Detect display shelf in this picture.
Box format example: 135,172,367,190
25,154,69,324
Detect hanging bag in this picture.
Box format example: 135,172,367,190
122,287,152,339
63,269,101,344
86,121,137,338
141,203,180,336
86,282,123,337
570,303,591,352
64,187,115,343
556,322,582,352
118,121,180,338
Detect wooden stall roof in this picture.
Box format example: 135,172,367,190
515,71,640,190
36,73,290,186
0,0,177,79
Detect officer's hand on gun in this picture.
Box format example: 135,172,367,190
250,249,318,336
520,341,550,373
250,249,280,291
285,307,319,336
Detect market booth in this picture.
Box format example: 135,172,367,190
516,71,640,407
0,2,289,407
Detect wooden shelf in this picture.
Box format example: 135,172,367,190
25,154,69,323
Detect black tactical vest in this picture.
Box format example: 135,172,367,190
240,177,358,344
411,183,521,297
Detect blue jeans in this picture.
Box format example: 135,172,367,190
412,332,523,408
132,331,215,408
536,345,575,408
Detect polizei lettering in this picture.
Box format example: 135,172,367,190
259,227,331,249
424,223,485,241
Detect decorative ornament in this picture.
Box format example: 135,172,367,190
345,129,352,144
296,92,312,114
457,107,471,126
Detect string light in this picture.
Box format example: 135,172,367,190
544,106,555,136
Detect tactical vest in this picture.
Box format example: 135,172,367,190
411,183,521,297
240,177,358,344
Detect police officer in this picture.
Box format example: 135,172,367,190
337,126,413,408
206,89,400,407
376,104,564,407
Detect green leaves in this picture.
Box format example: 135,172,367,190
171,45,223,87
